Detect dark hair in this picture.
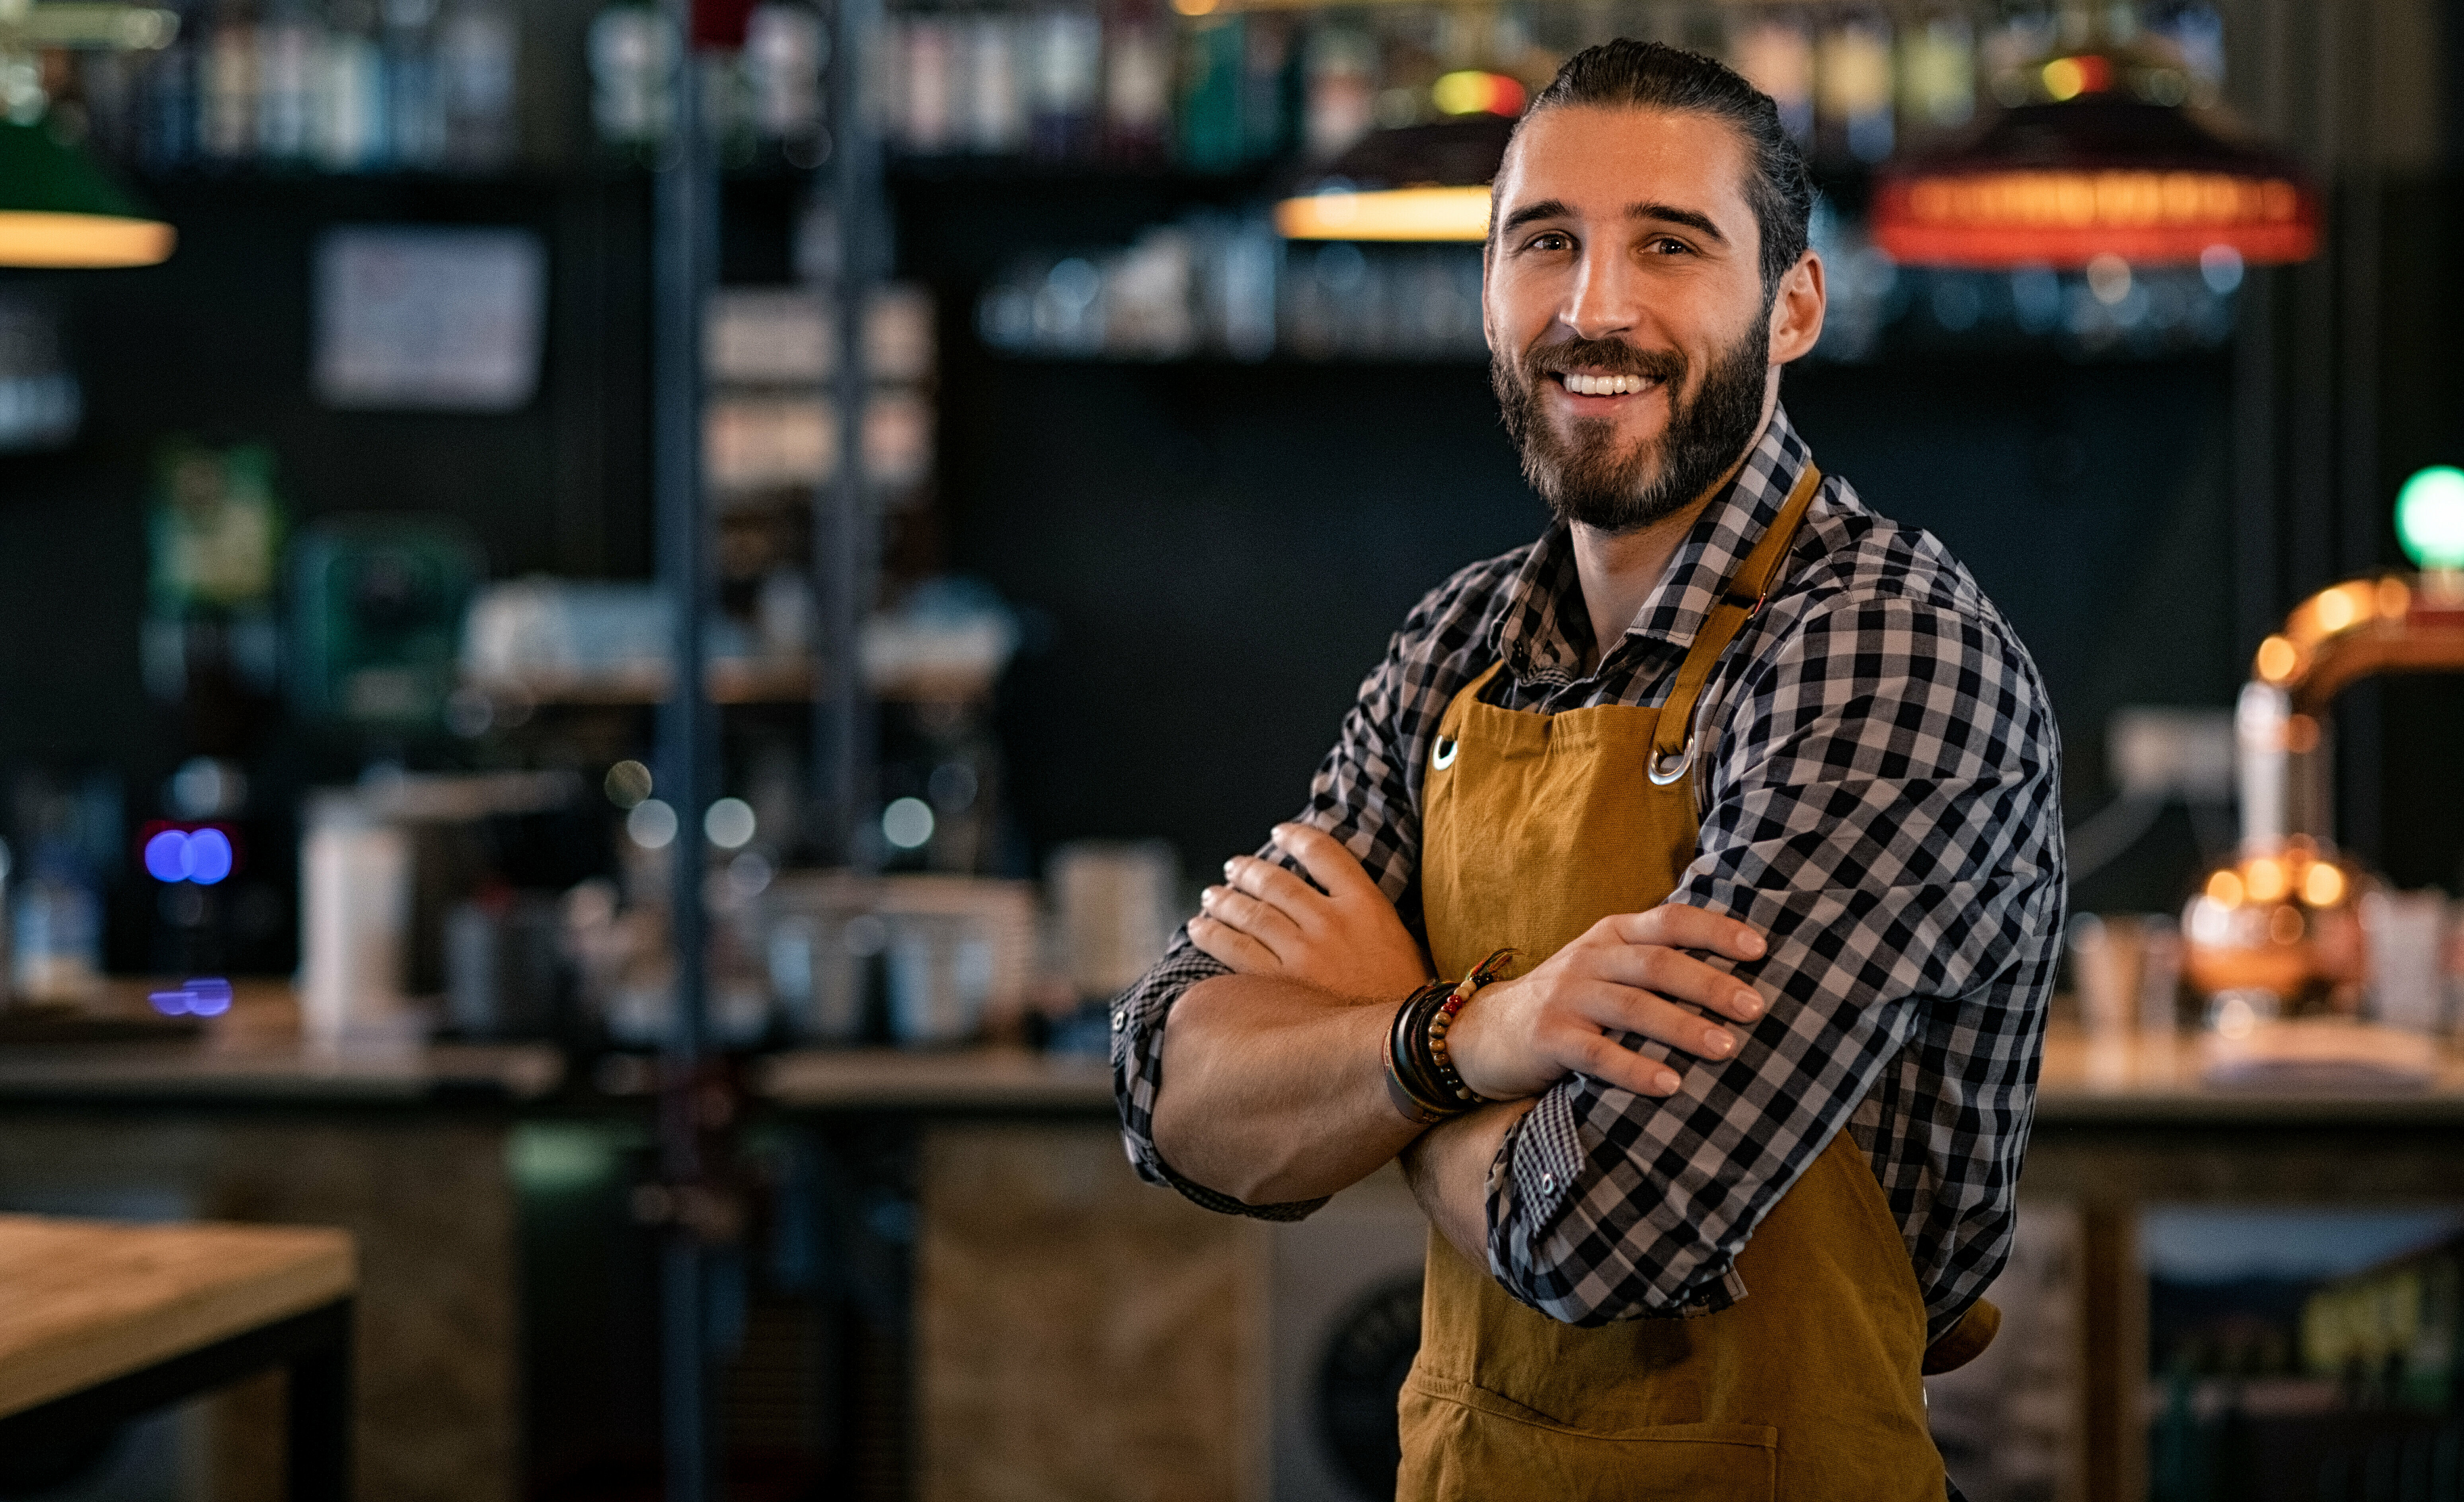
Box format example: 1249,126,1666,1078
1503,40,1816,299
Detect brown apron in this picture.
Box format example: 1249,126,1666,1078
1398,464,1966,1500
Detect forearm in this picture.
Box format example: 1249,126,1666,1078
1152,972,1425,1206
1402,1100,1530,1269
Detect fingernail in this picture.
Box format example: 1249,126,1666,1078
1735,989,1764,1017
1654,1071,1680,1093
1741,933,1766,957
1223,859,1237,877
1704,1030,1734,1058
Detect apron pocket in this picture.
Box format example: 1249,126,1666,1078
1399,1378,1776,1502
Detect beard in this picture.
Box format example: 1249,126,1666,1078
1493,316,1771,534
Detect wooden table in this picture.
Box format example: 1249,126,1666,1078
0,1216,357,1499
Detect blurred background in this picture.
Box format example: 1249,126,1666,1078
0,0,2461,1498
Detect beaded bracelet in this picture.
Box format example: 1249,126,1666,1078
1426,947,1517,1107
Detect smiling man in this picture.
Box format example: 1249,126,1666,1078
1111,40,2062,1500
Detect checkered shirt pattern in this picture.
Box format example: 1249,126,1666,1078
1110,405,2064,1337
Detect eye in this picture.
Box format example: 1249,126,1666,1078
1523,230,1573,253
1645,236,1693,256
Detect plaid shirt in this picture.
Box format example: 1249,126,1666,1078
1111,405,2063,1337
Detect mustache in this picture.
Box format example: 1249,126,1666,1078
1526,337,1687,385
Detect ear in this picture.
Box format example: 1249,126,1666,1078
1766,250,1826,365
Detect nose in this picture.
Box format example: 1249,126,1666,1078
1562,237,1641,343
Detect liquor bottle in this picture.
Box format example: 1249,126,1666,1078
899,9,956,155
1025,8,1100,161
318,0,390,170
1101,0,1168,165
1897,12,1973,136
255,0,324,164
1815,15,1891,164
1300,22,1372,161
437,0,517,171
1239,11,1292,164
139,14,200,169
961,8,1025,156
383,0,443,169
200,0,261,163
1174,12,1240,171
1729,14,1811,144
745,1,826,166
588,2,674,158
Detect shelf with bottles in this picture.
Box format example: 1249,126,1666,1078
38,0,834,186
873,0,2227,180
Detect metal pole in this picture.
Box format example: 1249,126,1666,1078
653,3,717,1496
817,0,881,871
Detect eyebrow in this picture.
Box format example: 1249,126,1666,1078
1494,197,1730,245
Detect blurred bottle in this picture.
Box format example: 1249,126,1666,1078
200,0,261,163
255,0,323,163
898,9,956,154
589,2,675,158
1896,12,1973,137
1239,12,1292,163
961,9,1025,155
437,0,517,171
1815,15,1891,165
745,1,826,166
1301,23,1372,160
1729,14,1812,144
139,16,200,168
316,0,390,169
1101,0,1168,164
383,0,443,168
1025,8,1099,160
1175,13,1241,171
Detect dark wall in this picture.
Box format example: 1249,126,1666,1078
942,337,2242,908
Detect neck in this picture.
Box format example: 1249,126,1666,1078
1569,398,1776,672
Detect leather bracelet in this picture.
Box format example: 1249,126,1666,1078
1384,980,1468,1124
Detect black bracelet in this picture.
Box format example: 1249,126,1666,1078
1384,981,1468,1124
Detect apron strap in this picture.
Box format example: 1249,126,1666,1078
1644,461,1825,786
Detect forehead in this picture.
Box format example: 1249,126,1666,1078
1495,106,1756,233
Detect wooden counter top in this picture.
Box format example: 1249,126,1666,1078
2033,1023,2464,1126
0,1215,355,1419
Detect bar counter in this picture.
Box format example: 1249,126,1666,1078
11,1004,2464,1502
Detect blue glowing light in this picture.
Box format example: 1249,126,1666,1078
143,829,189,881
185,828,232,884
142,827,235,885
148,977,233,1017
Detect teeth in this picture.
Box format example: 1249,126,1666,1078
1563,373,1647,396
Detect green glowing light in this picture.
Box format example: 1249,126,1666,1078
2397,466,2464,571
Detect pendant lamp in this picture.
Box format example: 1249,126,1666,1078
1870,43,2317,270
0,115,176,268
1274,79,1522,244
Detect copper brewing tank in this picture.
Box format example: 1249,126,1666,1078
2188,574,2464,1010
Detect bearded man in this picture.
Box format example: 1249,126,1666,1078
1111,39,2062,1500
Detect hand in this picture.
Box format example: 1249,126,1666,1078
1444,907,1770,1101
1189,823,1432,1000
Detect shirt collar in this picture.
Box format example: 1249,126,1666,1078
1491,405,1814,686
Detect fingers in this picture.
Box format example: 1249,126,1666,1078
1269,823,1384,902
1198,882,1305,952
1605,904,1767,964
1589,944,1765,1025
1224,852,1330,920
1553,1027,1683,1097
1569,980,1741,1065
1187,914,1280,974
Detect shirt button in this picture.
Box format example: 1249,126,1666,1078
1540,1173,1557,1192
1110,1013,1125,1032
